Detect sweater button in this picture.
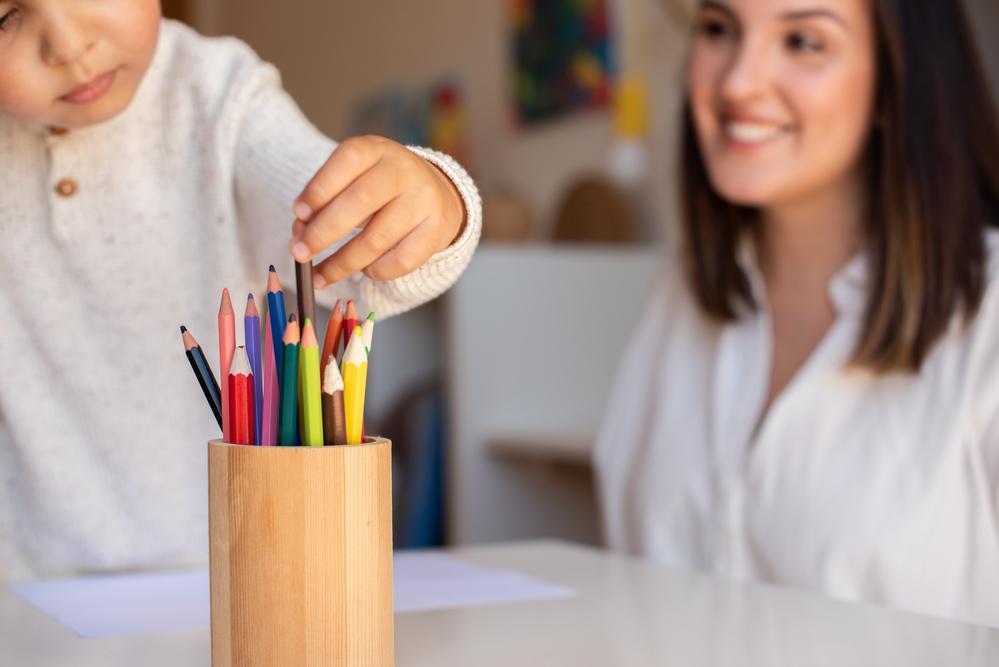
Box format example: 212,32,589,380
55,178,78,197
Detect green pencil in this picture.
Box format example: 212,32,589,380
299,318,324,446
279,314,300,446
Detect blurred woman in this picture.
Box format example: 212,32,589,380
596,0,999,625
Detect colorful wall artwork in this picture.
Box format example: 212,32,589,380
509,0,614,127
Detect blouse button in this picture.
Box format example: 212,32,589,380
55,178,78,198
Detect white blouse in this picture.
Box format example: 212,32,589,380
595,232,999,627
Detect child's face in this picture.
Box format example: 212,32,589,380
0,0,161,129
687,0,876,209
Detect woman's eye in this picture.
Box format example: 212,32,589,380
698,17,735,41
786,31,824,53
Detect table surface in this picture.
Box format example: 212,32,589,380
3,540,998,666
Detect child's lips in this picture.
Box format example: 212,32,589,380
59,68,118,105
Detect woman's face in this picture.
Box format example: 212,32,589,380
687,0,877,208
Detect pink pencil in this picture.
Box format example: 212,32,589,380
218,288,235,442
260,301,280,445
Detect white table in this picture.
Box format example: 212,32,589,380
3,540,998,666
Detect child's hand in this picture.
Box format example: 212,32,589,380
288,136,465,287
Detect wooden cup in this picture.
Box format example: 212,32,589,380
208,438,394,666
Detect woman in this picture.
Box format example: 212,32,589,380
596,0,999,626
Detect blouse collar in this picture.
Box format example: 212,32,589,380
736,232,869,318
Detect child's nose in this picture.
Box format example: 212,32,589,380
40,14,97,67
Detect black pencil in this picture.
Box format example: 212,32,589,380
180,325,223,429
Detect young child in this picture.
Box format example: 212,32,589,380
0,1,481,580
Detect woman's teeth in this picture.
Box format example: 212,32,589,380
725,121,788,143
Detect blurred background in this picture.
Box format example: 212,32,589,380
162,0,999,550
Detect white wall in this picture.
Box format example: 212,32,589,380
191,0,690,239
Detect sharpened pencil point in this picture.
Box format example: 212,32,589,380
180,325,187,333
248,293,254,300
289,313,297,323
269,264,276,272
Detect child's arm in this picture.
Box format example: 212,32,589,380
228,59,481,318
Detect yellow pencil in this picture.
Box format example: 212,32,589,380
299,318,323,446
341,325,368,445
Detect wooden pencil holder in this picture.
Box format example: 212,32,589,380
208,438,394,667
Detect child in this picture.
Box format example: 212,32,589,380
0,2,481,580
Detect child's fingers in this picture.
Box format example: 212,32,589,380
291,165,400,262
292,136,388,222
311,196,422,287
362,221,443,282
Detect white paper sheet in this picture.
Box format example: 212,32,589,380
11,552,575,638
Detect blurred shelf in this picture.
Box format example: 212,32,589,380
488,434,593,467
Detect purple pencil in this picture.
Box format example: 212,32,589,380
244,294,263,444
260,301,280,445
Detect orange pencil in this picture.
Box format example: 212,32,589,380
342,300,358,350
218,288,235,442
320,298,344,376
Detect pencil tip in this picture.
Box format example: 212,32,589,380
289,313,297,322
247,292,254,300
269,264,276,272
180,325,187,333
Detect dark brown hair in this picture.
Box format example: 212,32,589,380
682,0,999,372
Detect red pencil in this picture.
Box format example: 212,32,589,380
218,288,235,442
342,300,358,350
320,298,344,376
228,346,255,445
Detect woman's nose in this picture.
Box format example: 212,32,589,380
719,38,771,105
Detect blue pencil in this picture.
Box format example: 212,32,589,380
266,265,287,382
244,294,263,444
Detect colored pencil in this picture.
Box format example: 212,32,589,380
299,318,324,447
266,265,287,382
322,355,347,445
180,325,222,429
244,294,263,444
295,260,316,328
361,311,376,354
342,325,368,445
279,315,301,446
218,288,235,442
320,298,344,374
293,262,314,447
260,303,280,445
228,346,255,446
342,300,358,350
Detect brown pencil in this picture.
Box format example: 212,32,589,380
322,355,347,445
295,260,315,329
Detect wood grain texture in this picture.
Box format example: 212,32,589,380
209,439,394,666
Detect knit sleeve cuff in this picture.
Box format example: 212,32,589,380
406,145,481,260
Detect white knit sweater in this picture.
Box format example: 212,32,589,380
0,20,481,581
